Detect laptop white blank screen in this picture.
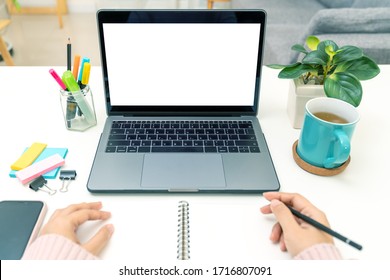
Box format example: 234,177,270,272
103,23,261,106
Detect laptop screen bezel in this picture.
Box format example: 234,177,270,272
97,9,266,116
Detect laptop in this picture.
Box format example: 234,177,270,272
87,9,280,193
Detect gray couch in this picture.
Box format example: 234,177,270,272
232,0,390,65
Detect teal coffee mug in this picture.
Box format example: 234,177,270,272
297,97,359,169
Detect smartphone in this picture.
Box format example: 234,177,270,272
0,200,47,260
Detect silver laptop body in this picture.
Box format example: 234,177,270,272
87,9,280,193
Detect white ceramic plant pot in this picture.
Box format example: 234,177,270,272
287,78,326,129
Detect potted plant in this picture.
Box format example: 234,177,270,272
268,35,380,128
3,0,20,11
11,1,20,9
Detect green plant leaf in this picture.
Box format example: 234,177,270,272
333,46,363,64
317,40,339,54
306,36,320,50
266,64,285,69
325,45,337,58
302,50,328,65
12,0,21,10
334,56,380,80
278,63,316,79
324,73,362,107
291,44,308,54
266,62,299,69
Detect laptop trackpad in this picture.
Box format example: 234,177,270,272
141,154,226,189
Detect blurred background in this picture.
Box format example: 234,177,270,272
0,0,231,66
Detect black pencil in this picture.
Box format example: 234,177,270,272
67,38,71,71
287,205,363,250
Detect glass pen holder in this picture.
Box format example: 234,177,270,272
59,85,97,131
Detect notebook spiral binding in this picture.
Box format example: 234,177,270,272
177,200,190,260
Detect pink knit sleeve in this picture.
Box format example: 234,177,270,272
294,243,343,260
22,234,99,260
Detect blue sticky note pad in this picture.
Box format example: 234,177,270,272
10,148,68,179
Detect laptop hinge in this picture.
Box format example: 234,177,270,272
168,188,199,193
122,114,240,117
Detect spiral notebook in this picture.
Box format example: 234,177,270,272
177,201,190,260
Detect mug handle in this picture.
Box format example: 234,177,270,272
323,129,350,168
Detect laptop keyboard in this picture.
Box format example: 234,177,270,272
105,120,260,153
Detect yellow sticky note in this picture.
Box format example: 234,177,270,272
11,142,47,171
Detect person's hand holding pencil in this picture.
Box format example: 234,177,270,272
261,192,336,257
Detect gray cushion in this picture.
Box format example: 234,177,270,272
231,0,390,64
299,8,390,64
317,0,354,8
231,0,325,24
352,0,390,8
305,8,390,35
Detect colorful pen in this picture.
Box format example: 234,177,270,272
62,70,95,124
49,69,67,90
81,62,91,86
62,70,80,92
78,57,90,82
72,54,81,80
61,71,79,127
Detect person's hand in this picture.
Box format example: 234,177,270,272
40,202,114,256
260,192,333,257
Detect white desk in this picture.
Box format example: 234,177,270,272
0,66,389,261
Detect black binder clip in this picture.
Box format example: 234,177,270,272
59,170,77,192
29,175,56,195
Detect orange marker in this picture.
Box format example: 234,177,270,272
72,55,81,80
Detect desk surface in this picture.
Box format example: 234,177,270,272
0,66,389,261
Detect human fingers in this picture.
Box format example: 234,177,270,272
270,199,307,254
83,224,115,256
275,193,330,227
262,192,294,215
262,193,324,234
266,192,331,228
264,192,322,214
260,203,272,215
269,199,301,235
269,222,287,251
61,202,104,215
47,202,104,224
270,222,283,243
264,192,309,207
261,192,286,214
261,194,301,239
69,209,111,228
279,232,287,252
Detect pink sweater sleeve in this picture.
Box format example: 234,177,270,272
22,234,99,260
294,243,343,260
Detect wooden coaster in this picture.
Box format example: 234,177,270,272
292,140,350,176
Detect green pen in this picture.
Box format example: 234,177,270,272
61,70,95,124
61,70,78,127
62,70,80,92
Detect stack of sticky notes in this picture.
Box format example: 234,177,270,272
10,142,68,184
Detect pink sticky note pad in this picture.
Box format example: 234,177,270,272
16,154,65,184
